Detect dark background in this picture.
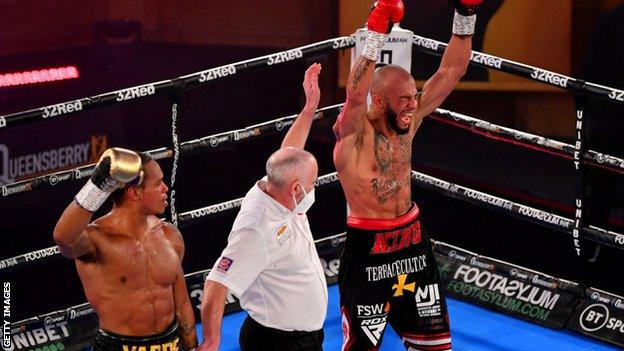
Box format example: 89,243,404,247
1,0,623,322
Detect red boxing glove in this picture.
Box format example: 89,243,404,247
449,0,483,16
367,0,405,34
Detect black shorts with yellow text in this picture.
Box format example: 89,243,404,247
92,319,181,351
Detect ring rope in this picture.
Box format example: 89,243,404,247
409,171,624,250
0,104,342,197
431,109,624,174
4,103,623,197
3,169,623,273
0,37,354,128
2,33,624,129
411,34,624,104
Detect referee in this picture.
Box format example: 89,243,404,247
198,63,327,351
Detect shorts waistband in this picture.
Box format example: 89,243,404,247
98,318,179,344
246,316,322,336
347,204,420,231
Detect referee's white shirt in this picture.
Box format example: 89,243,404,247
207,179,328,331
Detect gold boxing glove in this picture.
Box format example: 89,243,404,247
75,147,143,212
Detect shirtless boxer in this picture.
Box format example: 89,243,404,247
53,148,198,351
333,0,481,349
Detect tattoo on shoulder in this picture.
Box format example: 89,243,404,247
178,320,198,349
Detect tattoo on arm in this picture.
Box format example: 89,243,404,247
179,321,197,349
179,321,193,336
350,60,372,90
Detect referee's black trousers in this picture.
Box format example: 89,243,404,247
239,315,324,351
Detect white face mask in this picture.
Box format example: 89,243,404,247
292,184,315,214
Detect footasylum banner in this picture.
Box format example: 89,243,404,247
432,240,583,328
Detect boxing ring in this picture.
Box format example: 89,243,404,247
1,33,623,350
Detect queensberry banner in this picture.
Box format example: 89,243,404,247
0,115,121,187
567,287,624,348
432,241,582,328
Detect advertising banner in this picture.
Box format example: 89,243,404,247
567,287,624,348
433,241,582,328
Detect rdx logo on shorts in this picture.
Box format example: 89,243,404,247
357,303,389,346
530,68,569,88
116,84,156,102
370,221,421,254
267,49,303,65
41,100,83,118
580,303,624,333
415,284,442,317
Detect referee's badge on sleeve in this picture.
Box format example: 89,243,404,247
217,256,234,272
274,222,292,245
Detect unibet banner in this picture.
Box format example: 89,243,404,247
567,288,624,348
1,303,96,351
433,241,582,328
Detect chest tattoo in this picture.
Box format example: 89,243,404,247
374,131,392,174
370,132,413,205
